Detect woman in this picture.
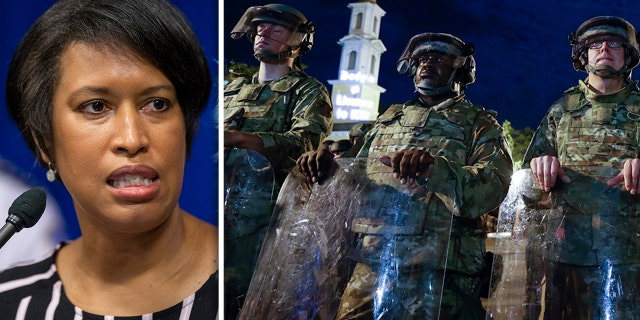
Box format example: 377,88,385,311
0,0,218,318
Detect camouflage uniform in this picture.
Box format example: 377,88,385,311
336,95,513,319
522,79,640,319
344,121,374,158
224,69,333,313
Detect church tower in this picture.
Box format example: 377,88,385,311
328,0,386,136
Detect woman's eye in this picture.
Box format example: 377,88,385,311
147,99,170,112
80,101,107,114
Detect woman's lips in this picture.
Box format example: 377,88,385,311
107,165,159,202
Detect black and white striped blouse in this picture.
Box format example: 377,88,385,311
0,245,218,319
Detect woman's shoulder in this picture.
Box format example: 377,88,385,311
184,271,218,317
0,244,60,311
0,244,59,281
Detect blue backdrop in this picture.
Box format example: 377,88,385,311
0,0,219,239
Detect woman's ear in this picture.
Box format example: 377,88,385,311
32,133,59,182
31,131,53,165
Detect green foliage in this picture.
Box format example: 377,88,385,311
225,60,259,81
502,120,534,169
225,60,309,83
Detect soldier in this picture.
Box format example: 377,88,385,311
297,32,512,319
522,16,640,319
343,121,374,158
223,3,333,318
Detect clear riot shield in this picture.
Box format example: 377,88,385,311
224,148,276,315
239,158,453,320
487,168,640,319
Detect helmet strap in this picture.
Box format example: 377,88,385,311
416,85,452,96
254,47,293,63
585,64,629,78
415,68,460,96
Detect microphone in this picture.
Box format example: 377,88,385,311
0,188,47,250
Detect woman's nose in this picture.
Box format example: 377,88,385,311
111,106,149,156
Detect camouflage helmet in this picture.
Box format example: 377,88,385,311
396,33,476,94
569,16,640,75
349,121,374,141
230,3,315,55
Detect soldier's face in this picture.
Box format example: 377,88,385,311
253,22,293,55
586,36,626,71
413,52,455,89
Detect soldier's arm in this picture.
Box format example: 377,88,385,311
522,101,570,191
521,100,562,168
296,149,336,184
530,155,570,192
420,112,513,218
224,130,266,155
608,158,640,194
256,79,333,172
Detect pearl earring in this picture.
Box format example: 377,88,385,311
46,162,57,182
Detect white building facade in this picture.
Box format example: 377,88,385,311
328,0,386,137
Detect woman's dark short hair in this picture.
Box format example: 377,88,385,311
6,0,212,165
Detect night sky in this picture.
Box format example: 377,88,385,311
224,0,640,130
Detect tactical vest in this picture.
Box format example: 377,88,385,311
353,97,483,236
546,81,640,265
555,81,640,181
224,71,310,133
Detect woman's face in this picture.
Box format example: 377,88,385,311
50,42,187,233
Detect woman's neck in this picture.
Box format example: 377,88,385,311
55,211,217,315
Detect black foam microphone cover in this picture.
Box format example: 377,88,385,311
8,188,46,228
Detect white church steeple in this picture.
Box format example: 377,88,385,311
328,0,386,127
